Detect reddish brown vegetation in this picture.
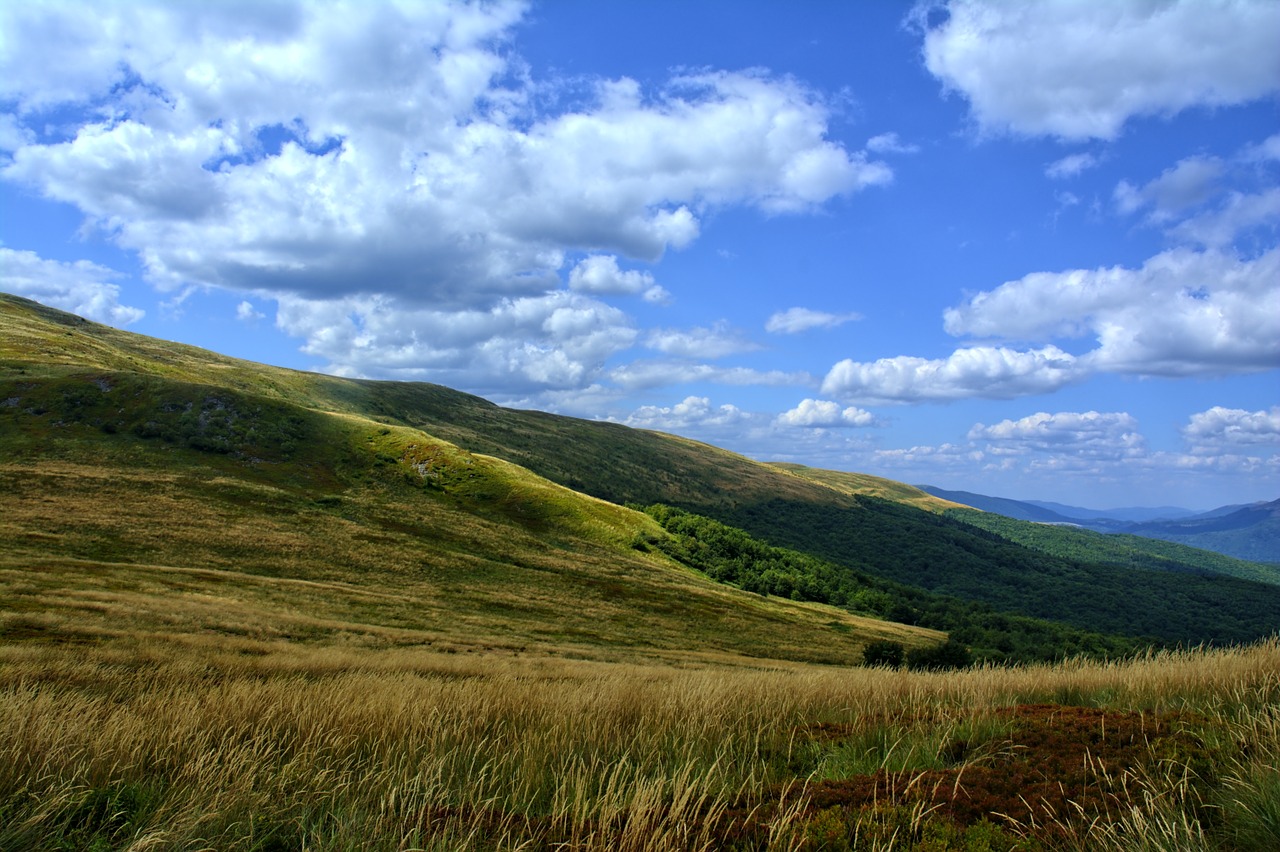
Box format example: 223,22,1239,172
805,703,1211,835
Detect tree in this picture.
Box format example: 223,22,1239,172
906,638,972,671
862,640,906,669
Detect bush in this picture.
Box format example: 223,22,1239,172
906,638,972,671
862,640,905,669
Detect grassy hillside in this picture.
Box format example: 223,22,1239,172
5,296,1280,850
6,293,1280,654
770,463,965,512
1,298,938,667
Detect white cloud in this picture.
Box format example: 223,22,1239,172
1045,153,1099,180
917,0,1280,140
624,395,756,432
274,289,637,392
1113,156,1224,222
0,1,888,396
1169,188,1280,248
866,132,919,154
1242,132,1280,163
776,399,878,428
943,247,1280,377
765,306,861,334
1182,406,1280,447
968,411,1146,459
821,345,1080,403
871,443,984,471
568,255,670,303
0,114,31,154
610,360,808,391
0,248,144,326
236,300,265,322
645,322,758,359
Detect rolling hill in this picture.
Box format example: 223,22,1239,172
4,292,1280,662
0,295,937,667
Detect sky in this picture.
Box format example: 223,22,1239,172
1,0,1278,511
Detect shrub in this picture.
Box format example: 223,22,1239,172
862,640,905,669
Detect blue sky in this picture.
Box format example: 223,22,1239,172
1,0,1277,510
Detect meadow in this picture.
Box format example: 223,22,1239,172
4,294,1279,850
2,636,1277,851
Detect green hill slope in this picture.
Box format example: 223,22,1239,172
768,463,966,512
0,296,937,666
5,293,1280,654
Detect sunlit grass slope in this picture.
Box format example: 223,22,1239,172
0,293,936,665
769,463,966,512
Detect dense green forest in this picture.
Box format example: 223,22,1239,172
944,508,1280,586
707,496,1280,647
642,505,1142,664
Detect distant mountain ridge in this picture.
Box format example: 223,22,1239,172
1022,501,1196,524
919,485,1280,564
917,487,1083,525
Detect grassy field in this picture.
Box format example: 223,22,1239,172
1,637,1277,850
5,294,1280,849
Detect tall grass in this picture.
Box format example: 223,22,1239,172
1,638,1277,850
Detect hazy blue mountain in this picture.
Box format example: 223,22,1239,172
1121,500,1280,563
920,485,1279,563
917,487,1081,524
1023,501,1195,523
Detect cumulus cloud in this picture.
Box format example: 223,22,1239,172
0,248,144,326
236,300,265,322
871,443,984,472
943,247,1280,376
968,411,1146,459
0,0,888,394
766,306,861,334
645,321,758,359
624,395,756,432
916,0,1280,140
274,289,637,392
820,345,1080,403
567,255,670,303
1045,152,1099,180
1182,406,1280,447
610,360,807,391
866,132,919,154
1168,188,1280,248
1242,132,1280,163
776,399,878,428
1113,156,1224,221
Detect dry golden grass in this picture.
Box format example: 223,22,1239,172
0,447,940,668
768,464,965,514
1,638,1277,850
